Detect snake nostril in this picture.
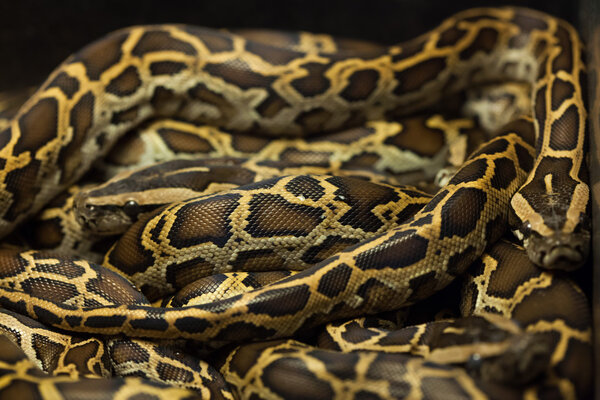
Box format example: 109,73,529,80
538,250,546,264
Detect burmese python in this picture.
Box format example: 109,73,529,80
0,7,588,268
0,5,592,399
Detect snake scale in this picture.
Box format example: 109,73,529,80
0,5,592,399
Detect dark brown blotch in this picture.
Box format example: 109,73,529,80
459,27,499,60
549,104,580,150
30,257,86,279
393,57,447,94
285,175,325,201
132,30,196,57
490,157,517,190
231,133,270,153
261,356,335,400
407,270,439,302
105,211,162,277
156,362,194,383
230,249,284,272
339,321,380,344
340,69,380,101
484,214,507,245
448,158,487,185
46,72,80,99
4,160,41,221
32,333,64,373
421,189,449,213
469,137,508,159
511,12,549,33
421,377,472,399
445,245,478,276
72,30,128,80
245,40,301,66
551,25,574,73
340,152,380,170
15,97,58,155
302,236,360,265
111,105,140,125
110,339,150,364
316,263,353,298
329,176,399,232
256,89,292,119
384,115,445,157
57,91,95,183
150,86,183,116
20,277,78,303
106,66,142,96
439,187,487,239
157,127,214,154
149,61,188,76
355,230,429,270
184,26,234,53
550,79,575,111
204,59,276,90
289,62,331,97
437,26,469,48
496,118,535,147
86,267,149,306
168,194,240,248
63,340,104,376
187,82,236,124
84,315,127,328
395,36,428,61
245,193,324,237
295,107,334,132
211,320,277,341
246,284,311,316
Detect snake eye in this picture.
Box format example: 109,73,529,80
466,353,483,372
85,204,96,213
520,221,532,237
123,200,141,218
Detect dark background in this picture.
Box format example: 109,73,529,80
0,0,581,91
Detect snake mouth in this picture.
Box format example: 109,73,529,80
525,232,589,271
541,246,582,271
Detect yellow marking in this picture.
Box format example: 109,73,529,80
510,192,553,236
544,174,553,194
564,182,589,233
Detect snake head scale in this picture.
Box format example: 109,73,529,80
74,192,140,236
510,181,591,271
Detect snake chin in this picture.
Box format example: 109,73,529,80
524,230,590,271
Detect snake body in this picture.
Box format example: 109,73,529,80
0,7,589,268
0,6,592,398
217,240,591,399
0,131,534,338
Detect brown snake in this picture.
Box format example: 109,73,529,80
0,6,592,399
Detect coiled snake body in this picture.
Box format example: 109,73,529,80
0,6,592,399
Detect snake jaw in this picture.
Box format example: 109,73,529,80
523,229,590,271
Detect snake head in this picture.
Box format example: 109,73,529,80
467,331,554,385
510,178,591,271
514,217,590,271
74,192,139,235
427,314,554,385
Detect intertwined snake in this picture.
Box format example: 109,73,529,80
0,6,592,399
